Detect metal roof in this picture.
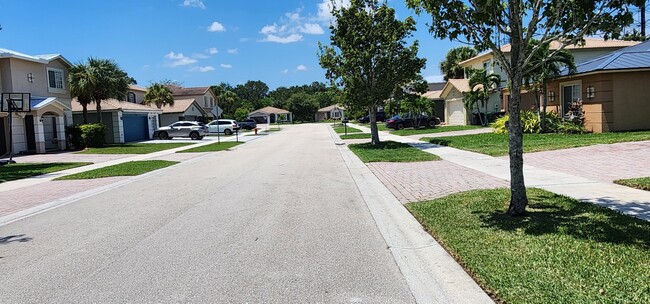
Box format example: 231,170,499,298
567,40,650,75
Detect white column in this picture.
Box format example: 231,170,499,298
34,115,46,153
56,116,66,150
116,111,124,143
11,114,28,153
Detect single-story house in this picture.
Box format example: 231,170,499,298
439,79,472,125
544,40,650,133
249,106,293,124
315,104,345,121
72,99,161,143
158,98,208,127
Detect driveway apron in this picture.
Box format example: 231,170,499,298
0,124,415,303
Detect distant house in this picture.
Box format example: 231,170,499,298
439,79,472,126
158,98,208,127
165,85,220,120
0,48,73,154
421,82,446,123
315,104,344,121
72,99,161,143
544,40,650,133
248,106,292,124
126,85,147,104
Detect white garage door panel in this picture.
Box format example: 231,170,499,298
448,100,466,125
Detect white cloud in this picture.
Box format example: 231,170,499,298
193,53,210,59
208,47,218,54
227,48,238,54
189,66,215,72
296,64,308,71
317,0,350,23
424,75,445,83
300,23,324,35
260,24,277,34
220,64,233,68
208,21,226,32
263,34,303,44
182,0,206,9
164,52,197,67
281,69,289,74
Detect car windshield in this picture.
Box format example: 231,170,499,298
390,115,401,120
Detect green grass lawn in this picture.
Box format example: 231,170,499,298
348,140,440,162
407,188,650,304
358,123,388,131
0,162,91,183
177,141,243,153
77,143,191,154
333,126,362,133
424,131,650,156
391,125,484,136
340,133,372,140
55,160,177,180
614,177,650,191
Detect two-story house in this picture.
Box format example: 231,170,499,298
0,48,73,155
441,38,639,125
165,85,221,121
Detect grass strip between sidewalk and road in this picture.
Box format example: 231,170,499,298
358,123,389,131
339,133,372,140
177,141,243,153
55,160,178,180
423,131,650,156
77,143,191,154
614,176,650,191
391,125,484,136
333,126,362,134
407,188,650,304
348,140,439,162
0,162,92,183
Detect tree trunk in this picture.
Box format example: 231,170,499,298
484,99,488,126
506,3,529,216
369,106,380,145
541,80,548,131
96,101,103,123
82,104,88,124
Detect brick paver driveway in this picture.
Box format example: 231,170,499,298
368,160,509,203
510,141,650,183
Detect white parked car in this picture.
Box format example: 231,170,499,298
206,119,239,135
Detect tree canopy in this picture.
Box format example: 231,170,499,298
144,83,174,109
440,46,478,80
319,0,426,144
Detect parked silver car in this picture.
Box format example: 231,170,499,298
153,121,209,140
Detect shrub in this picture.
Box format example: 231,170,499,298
492,115,508,134
491,110,540,134
65,125,84,150
558,121,587,134
80,123,106,148
492,110,584,134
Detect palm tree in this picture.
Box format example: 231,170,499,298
466,69,500,126
440,46,478,81
87,57,134,122
219,90,238,117
144,83,174,109
523,41,576,130
68,62,94,124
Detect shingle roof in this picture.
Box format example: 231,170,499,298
422,90,443,99
160,98,206,114
317,104,344,112
0,48,71,66
128,85,148,92
165,85,210,96
446,79,472,93
250,106,291,115
71,98,161,112
567,40,650,75
427,82,446,91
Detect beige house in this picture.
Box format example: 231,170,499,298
315,104,344,121
544,40,650,133
165,85,220,120
126,85,147,104
249,106,292,124
458,38,639,114
439,79,472,125
0,48,73,155
421,82,446,123
158,98,208,127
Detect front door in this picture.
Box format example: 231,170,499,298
43,116,58,150
25,115,36,151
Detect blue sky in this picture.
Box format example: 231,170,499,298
0,0,460,89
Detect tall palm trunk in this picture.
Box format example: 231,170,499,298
96,101,102,123
82,104,88,124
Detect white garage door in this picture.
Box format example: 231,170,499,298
447,99,466,126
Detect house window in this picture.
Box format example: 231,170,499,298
562,83,581,114
127,92,136,103
47,67,65,92
332,111,341,118
210,97,214,106
204,96,208,107
482,60,492,73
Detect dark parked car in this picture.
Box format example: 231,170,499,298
385,114,441,130
237,119,258,130
358,111,386,123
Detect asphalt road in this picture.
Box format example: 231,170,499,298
0,124,415,303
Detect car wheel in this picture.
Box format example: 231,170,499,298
198,136,204,140
428,120,436,128
190,131,200,140
397,123,405,130
158,132,169,140
224,129,233,135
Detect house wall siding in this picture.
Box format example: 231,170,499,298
612,71,650,131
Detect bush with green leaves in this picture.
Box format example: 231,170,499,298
80,123,106,148
492,110,582,134
65,125,84,150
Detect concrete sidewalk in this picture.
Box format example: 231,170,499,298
349,123,650,222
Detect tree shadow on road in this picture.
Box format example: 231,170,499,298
0,234,33,245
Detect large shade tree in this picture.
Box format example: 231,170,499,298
440,46,479,80
144,83,175,109
319,0,426,144
407,0,635,215
87,57,134,122
68,62,94,124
